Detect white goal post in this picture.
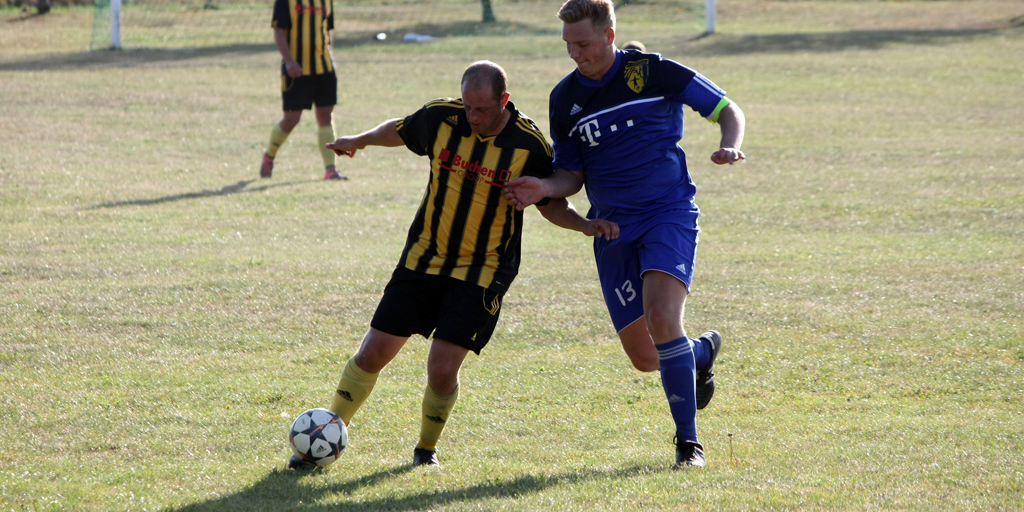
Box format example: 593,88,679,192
110,0,122,49
706,0,716,34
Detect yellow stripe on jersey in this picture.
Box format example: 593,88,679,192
301,1,311,73
516,118,552,156
450,142,505,281
312,4,321,74
425,98,462,110
288,0,299,64
474,147,523,286
403,121,455,272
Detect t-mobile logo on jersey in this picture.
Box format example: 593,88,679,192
577,118,635,147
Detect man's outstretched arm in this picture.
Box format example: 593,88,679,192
536,198,619,240
503,169,584,211
326,119,404,158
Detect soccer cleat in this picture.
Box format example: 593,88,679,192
674,438,706,469
695,330,722,410
412,447,439,467
323,167,348,181
260,152,273,179
287,454,317,471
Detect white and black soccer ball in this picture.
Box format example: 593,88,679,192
289,408,348,467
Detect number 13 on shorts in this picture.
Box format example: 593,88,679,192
614,279,637,306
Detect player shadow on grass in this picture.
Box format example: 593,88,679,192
3,19,1019,72
83,179,317,210
679,23,1022,56
0,20,553,72
173,463,664,511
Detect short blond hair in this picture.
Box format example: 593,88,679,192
557,0,615,32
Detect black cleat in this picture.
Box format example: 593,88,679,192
287,454,317,471
413,447,439,467
695,330,722,410
674,438,706,469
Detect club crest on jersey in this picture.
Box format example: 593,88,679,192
624,59,649,93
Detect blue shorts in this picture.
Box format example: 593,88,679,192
594,208,700,332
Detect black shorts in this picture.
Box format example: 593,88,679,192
370,267,504,355
281,71,337,111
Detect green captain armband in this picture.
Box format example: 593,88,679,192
707,97,731,124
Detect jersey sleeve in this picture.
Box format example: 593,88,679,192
397,101,445,157
673,72,728,120
524,149,554,207
326,0,334,31
271,0,290,30
521,144,554,179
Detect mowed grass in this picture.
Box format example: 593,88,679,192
1,1,1023,510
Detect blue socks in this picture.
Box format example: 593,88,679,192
657,336,698,443
692,334,710,370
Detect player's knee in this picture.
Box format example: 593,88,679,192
426,364,460,394
353,348,389,374
629,353,660,373
645,309,682,340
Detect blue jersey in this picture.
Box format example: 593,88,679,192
549,50,728,224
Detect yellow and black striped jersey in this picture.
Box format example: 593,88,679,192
271,0,334,76
396,99,554,293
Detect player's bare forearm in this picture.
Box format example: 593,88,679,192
503,169,584,211
712,102,746,165
537,198,620,240
327,119,404,157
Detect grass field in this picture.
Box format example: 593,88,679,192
2,0,1023,510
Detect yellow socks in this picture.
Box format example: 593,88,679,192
328,359,460,452
267,122,290,158
317,124,336,168
329,358,379,426
417,384,459,451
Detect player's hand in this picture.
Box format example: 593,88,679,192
285,61,302,78
583,218,620,240
502,177,548,211
711,147,745,165
326,137,362,158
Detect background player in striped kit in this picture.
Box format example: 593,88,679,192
503,0,747,469
261,0,345,181
287,61,619,469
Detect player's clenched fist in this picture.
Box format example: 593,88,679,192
711,147,745,165
326,137,362,158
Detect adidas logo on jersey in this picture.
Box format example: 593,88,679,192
446,115,459,125
569,104,582,115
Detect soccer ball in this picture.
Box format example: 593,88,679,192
289,408,348,467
